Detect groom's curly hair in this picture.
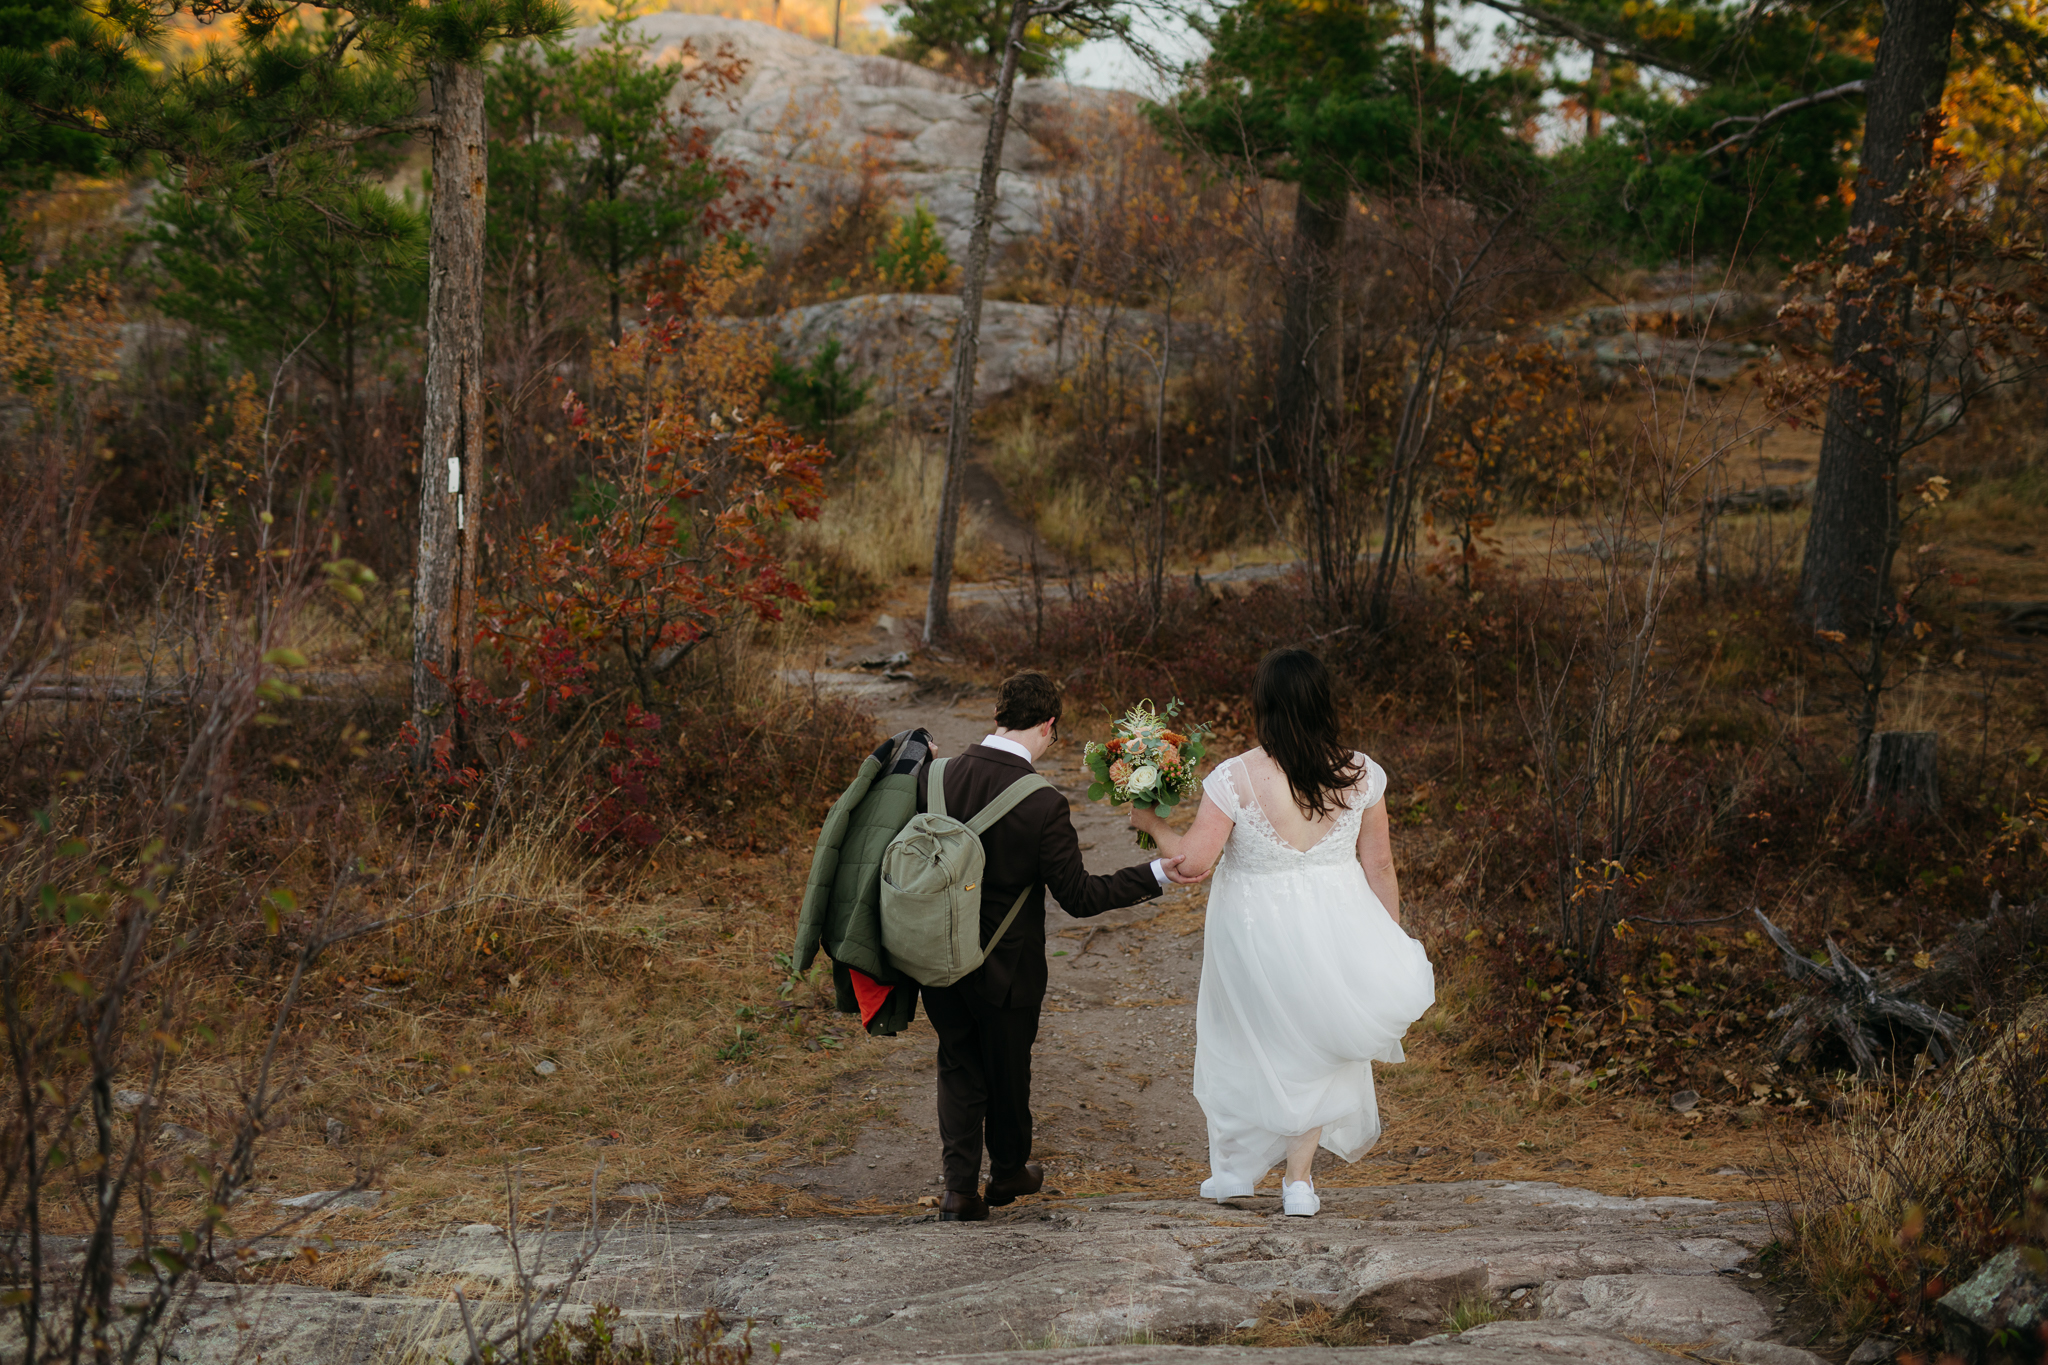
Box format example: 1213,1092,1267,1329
995,671,1063,731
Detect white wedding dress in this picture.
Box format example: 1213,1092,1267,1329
1194,752,1437,1199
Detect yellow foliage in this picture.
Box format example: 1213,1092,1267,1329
1942,0,2048,222
603,238,775,419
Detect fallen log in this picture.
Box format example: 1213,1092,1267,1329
1754,907,1964,1076
1961,601,2048,635
3,670,381,705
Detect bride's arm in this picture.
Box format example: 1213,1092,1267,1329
1128,795,1233,878
1356,800,1401,924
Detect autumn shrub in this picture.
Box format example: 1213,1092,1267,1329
428,248,874,857
1780,989,2048,1344
0,278,405,1365
958,574,1319,724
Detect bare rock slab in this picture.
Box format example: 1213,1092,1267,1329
154,1182,1783,1365
871,1323,1684,1365
1540,1272,1771,1344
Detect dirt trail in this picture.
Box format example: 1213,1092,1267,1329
961,458,1067,571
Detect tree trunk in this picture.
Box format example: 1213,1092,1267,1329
1796,0,1959,632
1147,285,1173,637
1587,52,1605,140
924,0,1031,645
1274,183,1346,475
1866,730,1940,822
411,60,488,766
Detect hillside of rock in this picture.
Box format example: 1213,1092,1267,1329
572,14,1128,256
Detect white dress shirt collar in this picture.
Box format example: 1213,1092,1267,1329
979,733,1035,765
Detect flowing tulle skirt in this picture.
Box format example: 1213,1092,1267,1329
1194,856,1436,1199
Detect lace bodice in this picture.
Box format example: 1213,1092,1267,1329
1202,752,1386,877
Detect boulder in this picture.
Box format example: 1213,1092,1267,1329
147,1181,1782,1364
1718,1339,1834,1365
1937,1246,2047,1361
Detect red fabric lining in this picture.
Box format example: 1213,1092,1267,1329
848,967,894,1027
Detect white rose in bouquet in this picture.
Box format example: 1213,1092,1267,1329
1127,764,1159,794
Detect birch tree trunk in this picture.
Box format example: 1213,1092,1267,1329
924,0,1033,645
411,60,488,764
1796,0,1958,632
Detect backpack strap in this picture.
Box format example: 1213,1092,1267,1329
925,756,949,820
981,884,1033,956
966,771,1053,836
957,768,1054,956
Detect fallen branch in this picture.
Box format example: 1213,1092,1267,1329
1754,906,1963,1076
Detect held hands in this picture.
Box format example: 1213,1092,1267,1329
1131,806,1212,884
1126,806,1166,836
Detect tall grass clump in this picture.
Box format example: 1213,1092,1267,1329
1781,989,2048,1341
791,427,995,584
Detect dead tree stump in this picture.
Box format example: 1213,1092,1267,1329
1865,730,1940,822
1754,907,1963,1076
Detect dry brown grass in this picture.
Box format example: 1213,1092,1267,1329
1218,1296,1383,1348
1776,993,2048,1337
234,845,929,1235
982,412,1122,567
793,427,1003,584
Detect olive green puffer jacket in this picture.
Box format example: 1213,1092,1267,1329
792,727,934,1035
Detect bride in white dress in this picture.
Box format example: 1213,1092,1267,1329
1128,648,1436,1217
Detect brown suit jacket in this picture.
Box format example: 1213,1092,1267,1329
933,743,1162,1008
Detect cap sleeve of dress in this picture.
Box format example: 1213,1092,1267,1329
1354,754,1388,809
1201,757,1242,821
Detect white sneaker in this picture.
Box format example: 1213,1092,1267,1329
1282,1180,1320,1217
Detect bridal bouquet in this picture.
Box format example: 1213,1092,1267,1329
1083,699,1212,849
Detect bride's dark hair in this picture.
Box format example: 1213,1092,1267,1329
1253,648,1363,820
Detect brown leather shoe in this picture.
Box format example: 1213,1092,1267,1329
983,1161,1044,1208
938,1190,988,1222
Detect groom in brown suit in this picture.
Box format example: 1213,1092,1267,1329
922,671,1187,1221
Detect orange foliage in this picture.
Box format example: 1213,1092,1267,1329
1425,344,1598,591
469,251,829,843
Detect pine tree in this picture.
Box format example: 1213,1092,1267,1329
145,48,428,451
3,0,567,763
487,3,763,344
1164,0,1528,480
884,0,1084,78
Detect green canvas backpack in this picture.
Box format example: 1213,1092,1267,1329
879,757,1051,988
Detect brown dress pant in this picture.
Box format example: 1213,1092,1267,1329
921,982,1042,1195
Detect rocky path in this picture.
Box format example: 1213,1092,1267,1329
174,1180,1797,1365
